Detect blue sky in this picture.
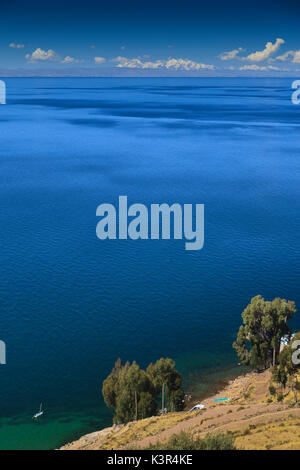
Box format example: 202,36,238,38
1,0,300,76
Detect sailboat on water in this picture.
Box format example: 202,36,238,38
33,403,44,419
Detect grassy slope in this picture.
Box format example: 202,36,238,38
61,369,300,450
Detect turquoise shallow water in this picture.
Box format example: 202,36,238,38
0,410,106,450
0,77,300,449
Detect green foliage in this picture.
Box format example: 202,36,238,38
277,393,284,402
268,385,276,396
102,358,122,409
147,358,175,392
147,358,185,412
272,332,300,402
169,388,185,412
295,381,300,391
233,296,296,371
138,392,157,419
272,365,287,389
147,431,236,450
102,357,184,424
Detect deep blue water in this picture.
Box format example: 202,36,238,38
0,77,300,449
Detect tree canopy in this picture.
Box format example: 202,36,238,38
147,358,185,413
102,357,184,424
233,295,296,371
272,332,300,402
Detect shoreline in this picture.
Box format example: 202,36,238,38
60,368,254,450
185,364,249,406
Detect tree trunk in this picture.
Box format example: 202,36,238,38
273,347,276,367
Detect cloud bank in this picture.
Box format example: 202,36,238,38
113,56,215,70
239,64,281,71
6,37,300,76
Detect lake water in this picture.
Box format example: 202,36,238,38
0,77,299,449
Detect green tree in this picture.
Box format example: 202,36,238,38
233,296,296,371
102,358,123,410
167,369,185,412
103,357,184,423
117,361,157,423
147,358,184,412
102,359,157,424
138,392,157,419
272,332,300,403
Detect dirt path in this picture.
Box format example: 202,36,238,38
128,402,291,449
62,369,299,450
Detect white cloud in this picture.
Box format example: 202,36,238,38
61,56,83,64
240,64,268,71
165,58,215,70
142,60,164,69
9,43,24,49
239,64,281,71
272,49,300,63
273,50,294,61
293,51,300,63
62,56,74,63
113,56,215,70
113,56,163,68
25,48,58,62
94,56,106,64
219,48,243,60
26,49,83,64
244,38,285,62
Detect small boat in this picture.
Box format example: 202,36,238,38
188,403,206,412
33,403,44,419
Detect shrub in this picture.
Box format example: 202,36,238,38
147,431,236,450
242,427,250,436
269,385,276,396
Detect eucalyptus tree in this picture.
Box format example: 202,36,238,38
233,296,296,370
102,357,184,423
102,359,157,423
272,332,300,402
147,358,184,412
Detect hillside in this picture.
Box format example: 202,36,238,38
61,369,300,450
